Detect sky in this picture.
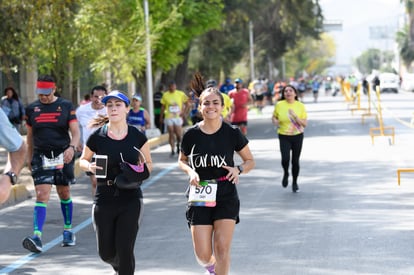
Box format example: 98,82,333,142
319,0,404,67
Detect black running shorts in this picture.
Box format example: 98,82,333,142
31,152,75,186
186,198,240,226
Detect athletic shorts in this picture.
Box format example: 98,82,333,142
31,151,76,186
231,121,248,127
186,198,240,226
255,94,264,101
0,109,23,152
165,117,183,127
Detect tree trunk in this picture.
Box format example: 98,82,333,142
1,56,16,88
410,15,414,48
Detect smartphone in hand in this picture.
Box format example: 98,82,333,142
94,155,108,178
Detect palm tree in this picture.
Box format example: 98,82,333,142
398,0,414,68
405,0,414,44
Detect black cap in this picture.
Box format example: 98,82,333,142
206,79,217,88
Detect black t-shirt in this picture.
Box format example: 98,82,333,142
153,91,163,109
87,125,148,201
181,122,248,200
25,97,77,151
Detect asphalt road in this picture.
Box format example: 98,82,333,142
1,90,414,275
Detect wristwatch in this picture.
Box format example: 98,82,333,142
237,165,244,175
4,171,17,185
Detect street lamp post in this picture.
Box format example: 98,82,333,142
143,0,160,138
249,21,255,81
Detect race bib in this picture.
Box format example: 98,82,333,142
168,105,180,114
188,181,217,207
42,153,64,170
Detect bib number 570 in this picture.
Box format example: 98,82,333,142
195,185,213,194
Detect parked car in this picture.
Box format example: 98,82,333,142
379,73,399,93
401,73,414,92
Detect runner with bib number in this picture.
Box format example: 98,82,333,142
178,82,255,275
188,180,218,207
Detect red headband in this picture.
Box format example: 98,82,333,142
37,81,55,89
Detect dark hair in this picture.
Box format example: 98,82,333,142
199,87,224,107
37,75,55,82
280,84,299,101
88,114,109,129
3,86,19,101
90,85,107,95
190,72,205,97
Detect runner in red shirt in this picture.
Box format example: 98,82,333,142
228,78,253,135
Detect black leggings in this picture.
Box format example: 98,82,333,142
92,198,143,275
278,133,304,183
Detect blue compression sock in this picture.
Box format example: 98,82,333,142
60,198,73,230
33,202,47,237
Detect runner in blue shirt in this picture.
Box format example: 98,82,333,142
219,78,235,95
127,94,150,133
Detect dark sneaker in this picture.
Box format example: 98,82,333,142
282,174,288,188
22,235,43,253
62,230,76,247
292,182,299,193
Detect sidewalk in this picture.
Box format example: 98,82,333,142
0,131,170,209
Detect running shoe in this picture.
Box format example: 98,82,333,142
61,230,76,247
292,182,299,193
282,173,289,188
22,235,43,253
204,264,216,275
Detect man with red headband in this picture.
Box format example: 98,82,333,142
22,75,80,253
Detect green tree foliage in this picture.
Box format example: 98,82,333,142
189,1,250,81
0,0,223,95
149,0,223,87
398,1,414,69
75,0,223,90
403,0,414,45
284,33,335,78
152,0,223,71
34,1,80,99
0,0,325,99
0,1,39,85
251,0,323,71
1,0,85,98
355,48,382,74
396,25,414,69
76,0,148,85
188,0,324,82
